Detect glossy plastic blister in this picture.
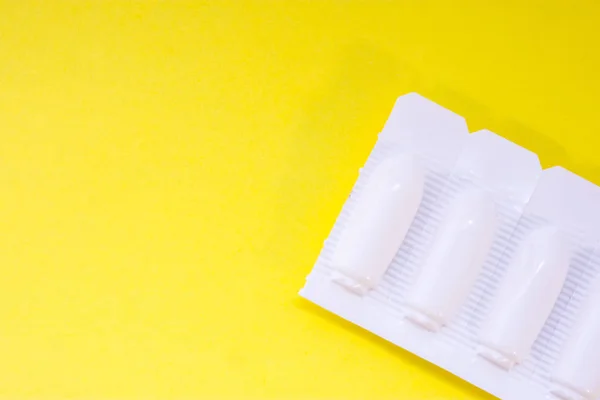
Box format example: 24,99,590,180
329,93,468,294
300,93,600,400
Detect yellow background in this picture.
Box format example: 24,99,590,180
0,1,599,399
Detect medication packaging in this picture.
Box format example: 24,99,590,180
300,93,600,400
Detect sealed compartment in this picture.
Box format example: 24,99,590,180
405,189,497,331
551,275,600,400
329,93,469,294
479,167,600,371
479,226,570,369
405,129,541,331
330,154,425,294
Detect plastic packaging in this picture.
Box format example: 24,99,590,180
330,154,425,295
479,226,570,370
551,276,600,400
300,93,600,400
550,214,600,400
403,126,541,332
329,93,468,294
405,188,497,332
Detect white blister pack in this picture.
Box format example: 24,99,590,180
299,93,600,400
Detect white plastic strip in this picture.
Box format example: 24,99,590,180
300,93,600,400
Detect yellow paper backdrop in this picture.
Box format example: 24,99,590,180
1,1,599,399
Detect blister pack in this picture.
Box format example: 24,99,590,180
300,93,600,400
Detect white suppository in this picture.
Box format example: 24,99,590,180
330,154,425,295
552,275,600,400
299,93,600,400
404,188,498,332
479,226,570,370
